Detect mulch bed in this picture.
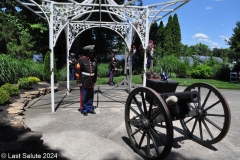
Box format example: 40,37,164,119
0,82,72,159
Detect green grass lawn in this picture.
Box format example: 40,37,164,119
95,75,240,90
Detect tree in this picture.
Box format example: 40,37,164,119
0,0,49,58
153,21,165,58
0,0,18,15
180,43,189,57
212,47,229,66
163,15,173,55
149,22,159,45
172,14,181,56
227,21,240,55
0,12,36,58
226,48,239,61
194,43,211,56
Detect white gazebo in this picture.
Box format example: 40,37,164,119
16,0,190,112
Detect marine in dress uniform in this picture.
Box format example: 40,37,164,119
108,49,117,86
75,45,98,116
69,53,76,80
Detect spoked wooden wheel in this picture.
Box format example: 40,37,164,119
125,87,173,160
180,83,231,145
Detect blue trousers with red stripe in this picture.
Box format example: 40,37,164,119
80,87,94,114
109,70,115,85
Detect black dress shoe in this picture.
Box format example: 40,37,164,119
83,113,88,116
88,110,96,114
78,109,81,112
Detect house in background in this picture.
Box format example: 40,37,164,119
180,55,223,66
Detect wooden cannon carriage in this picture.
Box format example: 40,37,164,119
124,78,231,159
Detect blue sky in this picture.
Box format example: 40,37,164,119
142,0,240,49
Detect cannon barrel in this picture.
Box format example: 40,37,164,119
160,90,199,103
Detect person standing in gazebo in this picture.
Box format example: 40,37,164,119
75,45,98,116
108,49,118,86
69,53,77,80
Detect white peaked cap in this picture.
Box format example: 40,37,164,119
83,45,95,50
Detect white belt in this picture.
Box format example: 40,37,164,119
82,72,95,76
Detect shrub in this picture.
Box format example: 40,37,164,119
43,51,58,83
28,76,40,84
191,65,213,79
97,62,124,78
18,59,44,80
18,78,34,89
97,63,109,77
0,54,44,85
215,67,231,82
58,66,67,81
115,59,124,77
204,58,222,78
153,55,189,77
0,88,10,105
0,83,20,96
175,62,189,78
132,70,139,75
0,54,21,85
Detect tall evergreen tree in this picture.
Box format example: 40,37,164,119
172,14,181,56
149,22,159,45
163,15,173,56
155,21,165,58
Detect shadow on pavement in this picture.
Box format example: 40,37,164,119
122,131,216,160
173,126,218,151
0,121,69,160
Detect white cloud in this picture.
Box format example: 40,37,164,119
206,6,212,10
192,33,220,48
192,33,209,39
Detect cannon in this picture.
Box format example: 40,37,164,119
124,81,231,160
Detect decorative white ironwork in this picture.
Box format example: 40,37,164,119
69,22,131,49
17,0,190,49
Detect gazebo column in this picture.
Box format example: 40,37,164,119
129,50,133,90
65,24,70,94
50,2,55,112
143,49,147,88
143,8,149,88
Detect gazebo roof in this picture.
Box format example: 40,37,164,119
16,0,190,49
